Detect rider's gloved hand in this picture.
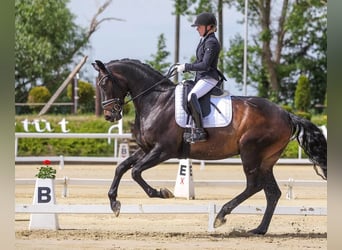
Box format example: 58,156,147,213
176,64,186,73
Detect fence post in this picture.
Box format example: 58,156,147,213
107,119,123,158
62,176,68,198
207,203,216,232
59,155,64,170
286,178,294,200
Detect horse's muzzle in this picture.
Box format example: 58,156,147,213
104,111,122,122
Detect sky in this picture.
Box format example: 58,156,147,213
67,0,255,95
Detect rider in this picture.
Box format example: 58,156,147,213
176,12,221,143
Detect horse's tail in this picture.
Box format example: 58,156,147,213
288,112,327,180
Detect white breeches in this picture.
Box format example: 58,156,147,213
187,78,218,101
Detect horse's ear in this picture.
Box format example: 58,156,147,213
92,62,100,72
94,60,107,72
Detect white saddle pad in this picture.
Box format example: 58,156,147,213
175,84,233,128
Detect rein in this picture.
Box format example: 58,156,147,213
123,65,178,105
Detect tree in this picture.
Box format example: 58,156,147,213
280,0,327,107
145,34,171,73
67,80,95,113
15,0,121,108
15,0,85,102
224,0,326,107
27,86,51,113
294,75,311,112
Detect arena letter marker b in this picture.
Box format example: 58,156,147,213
29,178,59,230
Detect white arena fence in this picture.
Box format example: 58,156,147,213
15,177,326,200
15,203,326,232
16,177,326,231
15,132,313,165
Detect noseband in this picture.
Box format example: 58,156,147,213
97,73,124,115
102,97,123,113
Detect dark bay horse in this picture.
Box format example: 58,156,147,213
92,58,327,235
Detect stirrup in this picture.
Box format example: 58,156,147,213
185,128,207,143
183,127,192,142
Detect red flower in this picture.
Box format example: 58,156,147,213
43,159,51,165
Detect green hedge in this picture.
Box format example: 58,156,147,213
15,114,325,158
15,115,133,157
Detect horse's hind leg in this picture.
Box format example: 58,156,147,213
214,155,281,235
248,170,281,234
214,170,263,228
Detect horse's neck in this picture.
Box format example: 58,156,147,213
131,83,175,116
118,62,175,113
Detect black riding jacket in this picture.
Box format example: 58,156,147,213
184,32,221,82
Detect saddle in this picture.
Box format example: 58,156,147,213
175,81,233,128
182,80,223,117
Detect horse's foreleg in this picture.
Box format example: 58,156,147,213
131,149,174,199
248,171,281,235
132,172,174,198
108,149,145,216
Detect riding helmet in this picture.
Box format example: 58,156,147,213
191,12,217,27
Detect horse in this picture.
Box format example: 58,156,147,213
92,58,327,235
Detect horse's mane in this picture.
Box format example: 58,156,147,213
107,58,166,79
105,58,175,92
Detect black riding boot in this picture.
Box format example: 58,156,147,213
185,94,207,143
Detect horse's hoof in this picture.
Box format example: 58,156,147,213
214,217,226,228
247,228,266,235
160,188,174,198
110,200,121,217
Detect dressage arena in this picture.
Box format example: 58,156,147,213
15,162,327,249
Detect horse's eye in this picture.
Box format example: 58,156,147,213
101,82,107,90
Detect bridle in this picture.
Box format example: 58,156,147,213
97,64,178,115
97,73,124,115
